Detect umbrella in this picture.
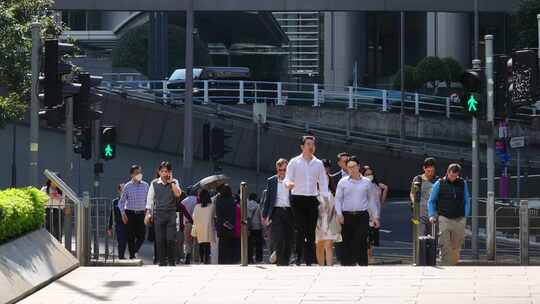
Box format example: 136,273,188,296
192,174,230,191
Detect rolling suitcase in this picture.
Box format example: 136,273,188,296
417,223,437,266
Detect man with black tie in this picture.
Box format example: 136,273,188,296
331,152,350,189
284,135,330,266
335,157,380,266
262,158,293,266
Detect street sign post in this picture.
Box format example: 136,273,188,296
510,136,526,199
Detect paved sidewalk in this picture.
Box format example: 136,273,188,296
20,266,540,304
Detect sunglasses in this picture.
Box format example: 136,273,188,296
277,168,286,172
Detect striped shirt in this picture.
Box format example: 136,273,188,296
119,180,150,215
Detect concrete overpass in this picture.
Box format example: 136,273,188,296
53,0,519,12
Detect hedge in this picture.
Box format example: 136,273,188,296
0,187,47,244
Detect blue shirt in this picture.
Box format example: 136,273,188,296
427,179,471,218
119,180,150,215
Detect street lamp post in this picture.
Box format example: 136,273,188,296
183,0,195,186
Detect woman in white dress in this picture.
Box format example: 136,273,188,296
316,159,341,266
192,189,216,264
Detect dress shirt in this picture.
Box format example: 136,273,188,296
284,154,329,196
119,180,150,215
335,176,380,219
275,178,290,207
145,178,180,215
181,195,198,216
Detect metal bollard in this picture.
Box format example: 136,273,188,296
77,192,91,266
486,191,496,260
240,182,249,266
520,200,529,265
64,201,73,253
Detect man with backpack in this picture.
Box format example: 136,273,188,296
428,163,471,266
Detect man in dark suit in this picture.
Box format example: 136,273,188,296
331,152,350,189
262,158,293,266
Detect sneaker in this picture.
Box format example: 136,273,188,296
269,251,277,264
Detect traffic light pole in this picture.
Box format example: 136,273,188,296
64,96,74,251
182,0,194,187
485,35,496,260
93,119,101,260
29,23,41,187
471,59,481,260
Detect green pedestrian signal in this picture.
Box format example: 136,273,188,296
460,69,484,118
104,144,114,158
100,126,116,160
467,95,479,113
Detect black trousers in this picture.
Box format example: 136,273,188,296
342,211,370,266
45,208,64,241
199,242,211,264
154,210,177,266
291,195,319,266
271,207,294,266
248,229,263,263
116,224,127,259
218,235,239,264
125,210,146,258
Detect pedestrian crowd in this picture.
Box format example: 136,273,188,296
40,134,470,267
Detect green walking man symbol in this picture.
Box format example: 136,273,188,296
104,144,113,158
467,95,478,112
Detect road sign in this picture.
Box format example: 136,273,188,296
510,136,526,149
253,102,267,124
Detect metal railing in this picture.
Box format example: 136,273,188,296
98,79,539,119
42,170,123,265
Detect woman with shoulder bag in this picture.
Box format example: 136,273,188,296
315,160,341,266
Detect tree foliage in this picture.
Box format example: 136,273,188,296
513,0,540,48
441,57,463,86
0,0,64,127
415,56,447,87
392,65,420,92
112,23,211,77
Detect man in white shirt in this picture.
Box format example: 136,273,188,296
284,135,329,266
335,157,380,266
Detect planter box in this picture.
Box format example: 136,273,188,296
0,228,79,304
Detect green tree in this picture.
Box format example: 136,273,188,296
0,0,63,127
415,56,447,94
112,23,211,77
513,0,540,48
441,57,463,88
392,65,420,92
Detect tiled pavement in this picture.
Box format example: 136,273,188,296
20,266,540,304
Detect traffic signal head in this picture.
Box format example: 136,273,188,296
38,105,65,128
100,126,117,160
510,49,539,108
74,73,103,126
43,40,75,108
74,126,92,160
460,70,484,117
493,54,511,119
